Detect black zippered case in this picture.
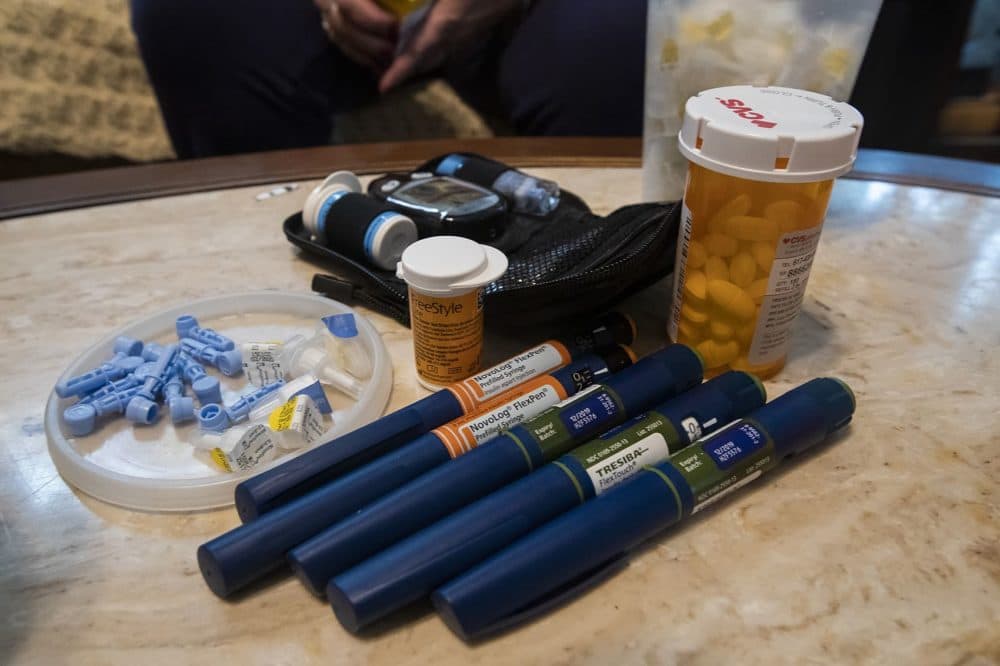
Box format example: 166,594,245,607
283,155,680,328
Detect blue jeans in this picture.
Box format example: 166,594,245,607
131,0,647,158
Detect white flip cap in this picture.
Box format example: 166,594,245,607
397,236,508,296
678,85,864,183
302,170,363,235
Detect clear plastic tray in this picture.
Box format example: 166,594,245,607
44,291,392,512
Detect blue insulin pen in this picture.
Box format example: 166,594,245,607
432,377,855,641
327,371,764,632
233,312,635,522
286,345,704,596
197,350,630,598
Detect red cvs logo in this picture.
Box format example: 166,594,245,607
716,98,777,129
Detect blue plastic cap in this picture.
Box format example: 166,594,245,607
322,313,358,339
192,376,223,405
113,336,144,356
142,342,166,362
436,154,464,176
126,395,160,425
133,362,156,380
63,404,98,437
169,396,196,423
115,355,144,373
176,315,198,339
198,403,230,432
215,349,243,377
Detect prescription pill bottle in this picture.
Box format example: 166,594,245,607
669,85,863,379
397,236,508,390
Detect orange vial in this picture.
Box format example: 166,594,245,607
669,86,863,379
397,236,508,391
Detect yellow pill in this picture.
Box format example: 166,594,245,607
704,255,729,282
722,216,779,242
695,339,739,368
737,322,756,345
681,303,709,324
682,270,707,305
707,279,756,322
729,252,756,288
764,199,805,232
748,278,769,304
751,242,775,273
707,194,751,233
687,240,707,269
677,318,704,342
708,320,735,341
703,233,739,258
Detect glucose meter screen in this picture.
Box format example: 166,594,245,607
396,179,491,210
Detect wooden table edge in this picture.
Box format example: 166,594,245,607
1,138,996,220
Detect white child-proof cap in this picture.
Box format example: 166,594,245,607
678,85,864,183
397,236,508,296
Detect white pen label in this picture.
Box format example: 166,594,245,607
567,410,680,496
433,377,568,458
448,342,571,410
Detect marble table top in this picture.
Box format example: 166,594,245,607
0,167,997,665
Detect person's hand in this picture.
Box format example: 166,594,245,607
315,0,399,72
379,0,522,93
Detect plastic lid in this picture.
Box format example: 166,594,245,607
302,171,363,235
678,86,864,183
44,291,393,512
365,212,418,271
396,236,508,295
323,313,358,339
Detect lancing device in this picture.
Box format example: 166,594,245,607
286,345,704,595
301,170,418,271
234,312,636,522
325,371,764,631
432,377,856,641
197,350,633,598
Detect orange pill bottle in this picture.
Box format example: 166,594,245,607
669,86,863,379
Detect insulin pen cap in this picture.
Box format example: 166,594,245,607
596,344,636,373
397,236,508,296
756,377,855,458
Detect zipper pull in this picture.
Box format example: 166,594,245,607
311,274,410,327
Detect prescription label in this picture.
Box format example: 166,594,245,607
665,421,776,515
667,202,694,342
242,342,284,387
749,225,823,365
447,341,571,411
521,385,626,460
569,410,679,496
410,286,484,388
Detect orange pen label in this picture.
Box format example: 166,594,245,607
433,375,570,458
409,287,485,387
446,340,572,411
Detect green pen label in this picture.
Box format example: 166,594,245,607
567,411,680,496
669,420,776,514
519,384,625,460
